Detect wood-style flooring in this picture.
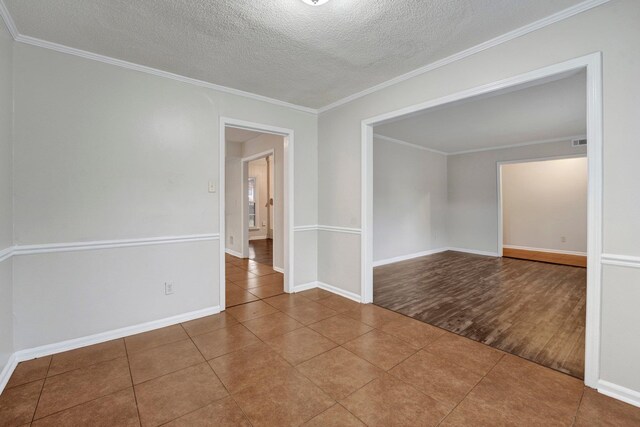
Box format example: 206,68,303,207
249,238,273,265
374,250,586,378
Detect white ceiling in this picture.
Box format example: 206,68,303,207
225,128,264,144
374,71,587,154
4,0,587,109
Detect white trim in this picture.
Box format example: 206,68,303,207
0,306,220,394
6,234,219,256
293,225,318,232
447,247,500,257
220,117,295,301
291,281,364,303
0,0,17,39
318,282,363,303
598,380,640,408
0,246,13,263
248,235,268,241
225,248,244,258
601,254,640,269
373,134,448,156
292,281,319,293
318,0,610,113
503,245,587,257
449,135,587,156
0,354,18,393
361,52,603,388
273,266,284,274
317,225,362,235
372,248,448,267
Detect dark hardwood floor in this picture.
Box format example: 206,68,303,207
249,238,273,265
374,250,586,378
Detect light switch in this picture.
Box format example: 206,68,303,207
208,181,216,193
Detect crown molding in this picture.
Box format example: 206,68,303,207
0,1,317,115
373,134,448,156
317,0,611,113
0,0,610,116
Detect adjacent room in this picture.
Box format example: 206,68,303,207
224,126,286,306
372,71,589,378
1,1,639,426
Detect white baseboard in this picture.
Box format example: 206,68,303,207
292,281,319,293
0,353,18,394
225,248,243,258
248,235,268,241
317,282,362,303
503,245,587,256
273,266,284,274
292,281,363,303
447,247,499,257
0,305,220,394
373,248,448,267
598,380,640,408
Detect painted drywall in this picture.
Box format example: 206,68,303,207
502,157,587,253
373,136,447,262
317,0,640,395
11,41,317,350
248,157,272,240
447,141,586,255
225,141,243,255
0,18,14,375
243,134,285,270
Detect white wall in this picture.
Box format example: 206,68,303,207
502,157,587,253
373,137,447,263
243,134,284,270
11,42,317,351
0,18,14,375
447,141,586,255
318,0,640,396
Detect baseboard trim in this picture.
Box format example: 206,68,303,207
273,266,284,274
598,380,640,408
292,282,319,293
225,249,244,258
12,306,220,367
503,245,587,256
447,247,500,257
373,248,448,267
503,246,587,267
317,282,362,303
248,236,268,241
0,353,18,394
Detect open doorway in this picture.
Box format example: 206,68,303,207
220,118,294,309
361,54,602,385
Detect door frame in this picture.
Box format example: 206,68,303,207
497,153,588,257
241,149,275,259
360,52,603,387
219,117,294,310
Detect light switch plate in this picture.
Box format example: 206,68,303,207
208,181,216,193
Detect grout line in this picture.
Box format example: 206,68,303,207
570,387,587,426
29,355,53,422
123,338,143,427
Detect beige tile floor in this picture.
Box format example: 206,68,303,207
1,256,640,426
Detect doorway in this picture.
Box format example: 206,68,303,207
219,118,294,310
361,53,603,387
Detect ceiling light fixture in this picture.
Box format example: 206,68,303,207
301,0,330,6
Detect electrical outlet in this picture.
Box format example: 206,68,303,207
230,235,234,245
561,236,567,243
208,181,216,193
165,282,175,295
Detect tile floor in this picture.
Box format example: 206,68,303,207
1,256,640,426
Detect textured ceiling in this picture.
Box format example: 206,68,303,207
5,0,585,109
374,71,586,154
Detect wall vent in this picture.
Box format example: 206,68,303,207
572,138,587,147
